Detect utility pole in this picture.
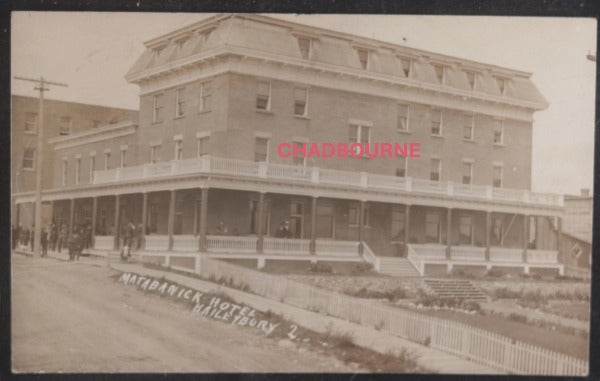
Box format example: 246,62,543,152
14,76,68,256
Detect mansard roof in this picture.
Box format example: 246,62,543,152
126,14,548,110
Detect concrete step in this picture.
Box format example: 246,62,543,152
378,257,421,277
422,278,487,300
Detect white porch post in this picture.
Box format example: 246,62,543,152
257,192,265,254
168,190,175,251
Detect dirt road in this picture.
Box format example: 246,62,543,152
11,254,351,372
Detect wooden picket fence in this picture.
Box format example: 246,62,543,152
196,256,587,375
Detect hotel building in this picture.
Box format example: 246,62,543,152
12,14,572,276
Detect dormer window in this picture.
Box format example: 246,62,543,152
433,64,445,84
399,56,411,77
297,37,311,60
495,76,507,95
357,49,369,70
465,70,476,89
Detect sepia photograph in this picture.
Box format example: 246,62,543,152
9,11,596,375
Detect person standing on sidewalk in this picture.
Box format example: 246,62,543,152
40,227,48,257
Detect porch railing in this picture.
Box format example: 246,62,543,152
489,248,523,263
361,242,381,271
451,246,486,261
262,237,310,255
315,239,359,256
172,235,199,252
206,235,257,253
145,235,169,251
406,244,425,275
91,155,564,207
527,250,558,264
93,235,114,251
410,243,447,259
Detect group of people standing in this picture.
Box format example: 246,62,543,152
12,221,94,261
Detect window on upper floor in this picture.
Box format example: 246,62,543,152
292,140,307,167
92,120,101,128
199,81,212,113
153,94,163,122
104,151,111,170
493,164,503,188
256,81,271,111
294,87,308,116
462,161,473,185
59,116,71,136
150,145,160,164
396,156,407,177
430,158,441,181
349,123,371,156
399,56,411,77
397,103,409,132
22,148,35,170
175,88,185,117
174,139,183,160
465,70,476,89
75,157,81,185
463,114,474,141
357,49,369,70
89,155,95,182
254,137,269,162
430,108,442,136
62,159,68,186
197,136,209,157
120,149,127,168
297,37,311,59
24,112,37,134
493,119,504,145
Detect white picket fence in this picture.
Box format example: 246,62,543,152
194,256,587,375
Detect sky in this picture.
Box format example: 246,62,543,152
11,12,597,196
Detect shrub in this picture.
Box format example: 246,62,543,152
351,262,373,275
485,268,504,278
507,312,528,324
309,262,333,274
326,330,356,349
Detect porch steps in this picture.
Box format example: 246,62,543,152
422,279,487,300
378,257,422,277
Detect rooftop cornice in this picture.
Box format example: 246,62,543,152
140,13,533,78
126,45,548,111
48,120,137,146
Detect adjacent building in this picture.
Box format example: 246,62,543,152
11,95,137,226
13,14,571,276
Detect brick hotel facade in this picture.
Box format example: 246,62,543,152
13,14,572,276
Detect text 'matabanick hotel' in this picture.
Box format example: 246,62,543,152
13,14,568,276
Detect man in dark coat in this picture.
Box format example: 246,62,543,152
41,228,48,257
275,221,292,238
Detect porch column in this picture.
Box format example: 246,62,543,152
113,195,120,250
199,188,208,251
485,211,491,261
15,202,21,227
310,196,317,255
446,208,452,259
91,197,97,247
256,192,265,254
68,198,75,236
556,216,562,252
358,200,366,255
404,204,411,256
50,200,55,224
168,190,175,251
141,192,148,250
523,214,529,263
